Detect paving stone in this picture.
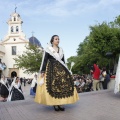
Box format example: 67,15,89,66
0,85,120,120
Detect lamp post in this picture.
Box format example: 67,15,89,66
106,52,113,73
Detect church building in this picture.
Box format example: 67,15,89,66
0,10,42,78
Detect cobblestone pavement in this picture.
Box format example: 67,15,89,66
0,84,120,120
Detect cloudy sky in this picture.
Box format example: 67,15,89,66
0,0,120,59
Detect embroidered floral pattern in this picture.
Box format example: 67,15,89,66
46,59,74,99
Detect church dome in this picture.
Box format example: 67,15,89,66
29,36,42,47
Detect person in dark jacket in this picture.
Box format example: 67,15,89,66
104,70,110,89
23,77,26,86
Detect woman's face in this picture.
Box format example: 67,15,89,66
16,78,19,83
52,36,59,46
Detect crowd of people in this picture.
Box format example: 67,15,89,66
0,63,112,102
0,75,25,102
0,62,114,102
73,63,112,93
73,74,93,93
0,74,37,102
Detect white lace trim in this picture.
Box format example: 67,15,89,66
0,78,9,91
39,44,70,73
45,46,70,72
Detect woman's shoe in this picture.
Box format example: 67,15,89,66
58,105,65,111
53,106,60,111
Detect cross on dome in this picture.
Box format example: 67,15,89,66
31,31,34,36
15,4,17,13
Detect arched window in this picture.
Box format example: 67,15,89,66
11,26,13,32
14,17,16,21
16,26,19,32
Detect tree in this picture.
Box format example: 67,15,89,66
68,16,120,74
14,44,43,74
89,22,120,57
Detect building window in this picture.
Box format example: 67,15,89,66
16,26,19,32
11,26,13,33
12,46,16,55
14,17,16,21
14,38,16,41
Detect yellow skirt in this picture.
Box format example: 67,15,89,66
34,75,79,106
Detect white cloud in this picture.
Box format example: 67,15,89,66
0,0,120,17
70,0,120,16
99,0,120,6
17,0,77,17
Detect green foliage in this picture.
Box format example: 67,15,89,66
89,22,120,56
67,56,77,69
67,15,120,74
14,44,43,74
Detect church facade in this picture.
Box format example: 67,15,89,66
0,11,42,78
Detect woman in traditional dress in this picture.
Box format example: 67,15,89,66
7,77,24,101
35,35,79,111
114,55,120,94
30,74,37,96
0,75,9,102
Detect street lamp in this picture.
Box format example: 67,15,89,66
106,52,113,74
106,52,113,58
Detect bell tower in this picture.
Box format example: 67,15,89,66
2,7,26,42
7,11,23,36
6,6,25,37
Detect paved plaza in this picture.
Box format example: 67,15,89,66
0,84,120,120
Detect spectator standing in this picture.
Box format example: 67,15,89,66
104,70,110,89
20,77,23,85
100,67,107,89
30,75,37,96
23,77,26,86
91,63,100,91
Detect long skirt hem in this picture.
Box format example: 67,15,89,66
34,76,79,106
